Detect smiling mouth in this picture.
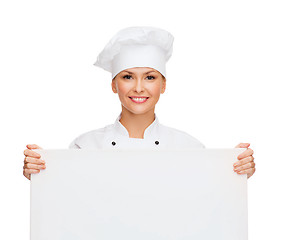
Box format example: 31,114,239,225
129,97,149,103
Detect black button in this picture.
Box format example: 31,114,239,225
112,141,116,146
155,141,159,145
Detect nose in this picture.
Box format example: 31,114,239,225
134,78,144,93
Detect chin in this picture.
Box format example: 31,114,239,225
123,106,153,115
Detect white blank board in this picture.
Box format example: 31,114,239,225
31,148,247,240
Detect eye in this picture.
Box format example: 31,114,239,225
146,75,155,80
123,75,132,79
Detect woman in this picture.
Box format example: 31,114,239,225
23,26,256,180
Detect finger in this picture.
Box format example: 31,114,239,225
24,168,40,174
234,161,255,172
24,156,45,165
26,144,42,150
237,148,254,160
237,167,256,175
233,156,254,167
23,149,41,158
24,162,46,170
235,142,250,148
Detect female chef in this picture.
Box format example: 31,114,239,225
23,26,256,180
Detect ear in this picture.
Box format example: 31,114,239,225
161,77,166,94
111,78,117,93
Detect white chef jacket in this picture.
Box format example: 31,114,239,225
68,113,205,150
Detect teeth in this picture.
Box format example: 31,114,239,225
131,97,147,102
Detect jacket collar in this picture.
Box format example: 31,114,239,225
113,112,160,139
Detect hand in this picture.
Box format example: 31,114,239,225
233,143,255,179
23,144,46,180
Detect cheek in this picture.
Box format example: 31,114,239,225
148,83,162,96
116,83,130,98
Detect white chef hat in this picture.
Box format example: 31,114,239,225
93,26,174,79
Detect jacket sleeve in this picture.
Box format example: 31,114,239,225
68,138,81,149
198,142,206,148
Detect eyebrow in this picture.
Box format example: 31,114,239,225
123,70,156,74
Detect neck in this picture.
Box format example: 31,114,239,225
119,107,156,139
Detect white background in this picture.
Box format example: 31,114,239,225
0,0,280,239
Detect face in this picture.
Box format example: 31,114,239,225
111,67,166,115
